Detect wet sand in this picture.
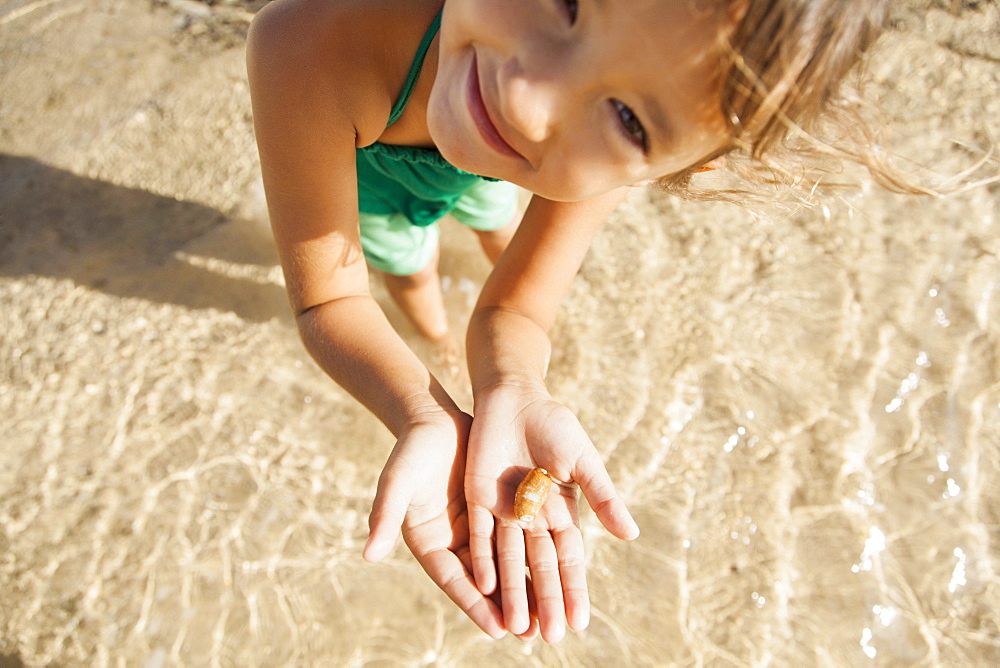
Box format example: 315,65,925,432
1,1,998,665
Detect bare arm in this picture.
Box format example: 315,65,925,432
464,190,640,642
247,0,505,637
248,0,454,435
468,191,628,390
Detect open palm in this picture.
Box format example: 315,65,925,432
364,414,507,639
465,385,639,642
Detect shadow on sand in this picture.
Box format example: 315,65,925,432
0,154,289,323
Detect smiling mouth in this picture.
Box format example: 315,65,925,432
467,54,523,160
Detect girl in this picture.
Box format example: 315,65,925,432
247,0,894,642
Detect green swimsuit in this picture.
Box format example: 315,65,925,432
356,10,517,276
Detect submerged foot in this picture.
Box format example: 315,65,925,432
429,333,461,381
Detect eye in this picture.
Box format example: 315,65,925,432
560,0,579,24
611,99,648,153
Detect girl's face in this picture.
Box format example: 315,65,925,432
429,0,735,202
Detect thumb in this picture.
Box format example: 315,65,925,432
574,448,640,541
363,465,413,562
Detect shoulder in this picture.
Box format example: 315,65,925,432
247,0,442,145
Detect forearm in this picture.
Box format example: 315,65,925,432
466,189,626,402
298,295,461,437
466,306,552,399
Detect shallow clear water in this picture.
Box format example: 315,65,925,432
1,1,998,665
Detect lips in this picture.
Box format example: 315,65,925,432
467,54,523,160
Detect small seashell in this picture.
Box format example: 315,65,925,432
514,467,553,522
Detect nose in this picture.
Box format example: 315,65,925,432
497,58,568,145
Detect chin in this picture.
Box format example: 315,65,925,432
436,136,504,181
432,127,610,201
427,117,479,170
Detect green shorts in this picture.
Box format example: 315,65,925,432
359,179,518,276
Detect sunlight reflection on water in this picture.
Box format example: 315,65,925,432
2,2,1000,665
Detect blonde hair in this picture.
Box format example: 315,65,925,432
657,0,934,202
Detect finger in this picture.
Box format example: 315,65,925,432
363,468,412,563
553,527,589,631
497,573,538,641
575,449,640,541
496,523,530,635
517,618,540,640
525,530,566,643
468,504,497,595
514,580,540,641
411,541,506,639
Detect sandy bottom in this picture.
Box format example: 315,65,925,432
2,1,999,665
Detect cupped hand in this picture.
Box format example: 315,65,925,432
465,384,640,642
363,412,513,639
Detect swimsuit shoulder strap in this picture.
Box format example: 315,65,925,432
385,9,442,127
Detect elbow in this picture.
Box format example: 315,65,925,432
292,293,372,335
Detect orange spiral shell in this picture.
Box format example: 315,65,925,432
514,467,553,522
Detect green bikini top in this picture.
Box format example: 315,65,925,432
355,10,498,227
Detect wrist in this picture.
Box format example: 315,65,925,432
395,403,472,460
467,306,552,393
401,395,471,430
471,376,552,422
295,297,466,438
